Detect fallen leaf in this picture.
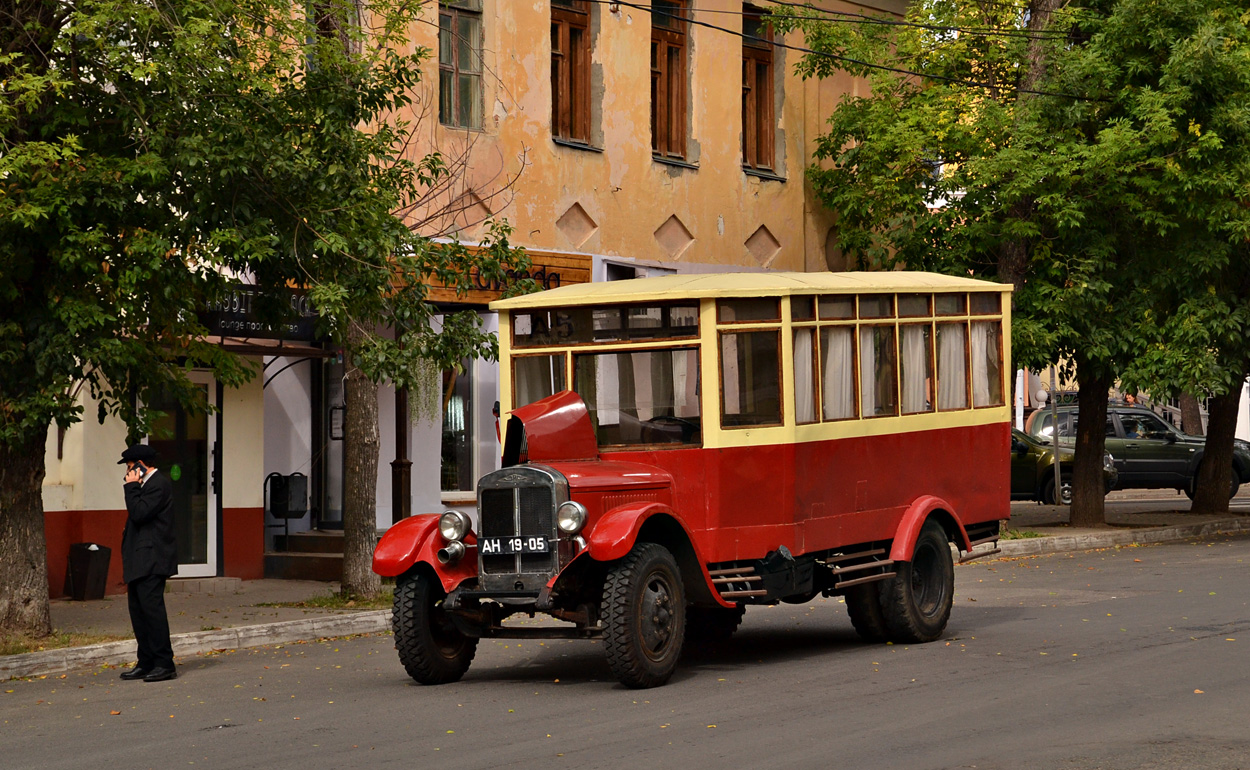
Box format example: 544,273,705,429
110,710,121,716
1194,689,1205,694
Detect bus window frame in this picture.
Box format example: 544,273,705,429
717,325,785,429
511,301,702,349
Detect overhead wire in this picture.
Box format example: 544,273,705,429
579,0,1102,101
759,0,1074,40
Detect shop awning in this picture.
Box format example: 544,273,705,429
206,335,333,358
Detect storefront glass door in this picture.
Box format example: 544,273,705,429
147,372,217,578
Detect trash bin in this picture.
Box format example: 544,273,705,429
64,542,111,601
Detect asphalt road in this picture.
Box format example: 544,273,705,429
4,533,1249,770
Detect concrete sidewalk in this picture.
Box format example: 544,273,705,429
5,495,1250,680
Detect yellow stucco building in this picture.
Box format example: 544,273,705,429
403,0,902,275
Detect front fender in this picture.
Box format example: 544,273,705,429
586,501,674,562
372,514,478,593
888,495,971,562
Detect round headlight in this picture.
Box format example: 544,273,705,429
438,510,472,542
557,501,588,535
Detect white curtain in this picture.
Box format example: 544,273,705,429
858,326,876,417
794,329,815,423
971,322,990,407
673,350,700,418
901,325,929,414
937,323,967,410
822,327,855,419
515,356,560,408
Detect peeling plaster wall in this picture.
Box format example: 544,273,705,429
401,0,892,273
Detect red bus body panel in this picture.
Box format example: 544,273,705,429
373,514,478,592
556,421,1007,567
375,391,1009,597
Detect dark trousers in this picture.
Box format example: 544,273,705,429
127,575,174,670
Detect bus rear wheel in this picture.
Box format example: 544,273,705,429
844,582,888,642
602,543,686,689
393,571,478,685
881,520,954,644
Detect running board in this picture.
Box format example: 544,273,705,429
709,566,769,599
959,546,1001,564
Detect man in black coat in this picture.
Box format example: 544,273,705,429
118,444,179,682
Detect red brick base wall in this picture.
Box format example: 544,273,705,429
44,506,266,596
222,507,265,581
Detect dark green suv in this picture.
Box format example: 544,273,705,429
1027,405,1250,498
1011,429,1117,505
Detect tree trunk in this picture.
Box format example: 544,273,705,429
995,0,1066,292
1178,392,1204,436
1070,368,1112,528
0,429,53,636
1189,379,1242,514
340,324,382,598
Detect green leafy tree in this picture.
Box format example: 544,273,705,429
774,0,1250,526
0,0,528,633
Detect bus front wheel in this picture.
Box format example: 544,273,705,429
602,542,686,688
393,571,478,685
881,520,954,643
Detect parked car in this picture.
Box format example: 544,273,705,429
1011,429,1117,505
1026,405,1250,498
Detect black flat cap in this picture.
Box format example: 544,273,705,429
118,444,157,465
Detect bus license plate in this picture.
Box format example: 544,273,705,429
479,536,549,555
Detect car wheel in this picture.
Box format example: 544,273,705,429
602,543,686,689
1041,473,1073,506
393,571,478,685
1185,467,1240,500
880,520,954,644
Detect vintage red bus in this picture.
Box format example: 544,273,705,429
374,271,1011,688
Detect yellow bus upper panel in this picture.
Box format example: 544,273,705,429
489,271,1011,311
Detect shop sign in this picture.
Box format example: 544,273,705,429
200,284,318,341
426,250,592,306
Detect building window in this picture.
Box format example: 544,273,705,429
441,361,475,492
439,0,483,129
551,0,591,143
742,5,774,170
651,0,687,159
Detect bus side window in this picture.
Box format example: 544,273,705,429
514,354,566,408
793,328,817,424
936,322,968,409
859,325,898,417
820,326,856,420
971,320,1004,407
900,324,933,414
720,330,782,427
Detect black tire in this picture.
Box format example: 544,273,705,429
843,581,888,643
1041,472,1072,506
880,520,955,644
393,571,477,685
602,543,686,689
684,605,745,650
1184,468,1239,500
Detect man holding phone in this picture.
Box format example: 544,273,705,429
118,444,178,682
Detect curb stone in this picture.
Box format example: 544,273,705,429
7,517,1250,681
993,516,1250,558
1,610,390,681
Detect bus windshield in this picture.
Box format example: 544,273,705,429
573,348,701,446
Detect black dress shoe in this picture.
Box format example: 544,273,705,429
142,667,178,682
119,666,151,680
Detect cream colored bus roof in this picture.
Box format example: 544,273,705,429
490,271,1010,311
